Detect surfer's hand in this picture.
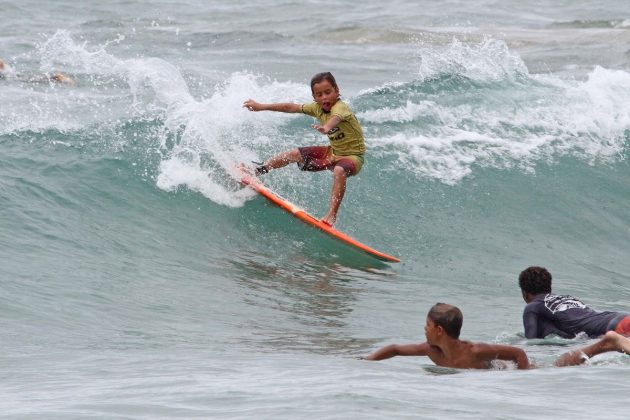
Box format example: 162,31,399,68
243,99,262,112
312,124,328,134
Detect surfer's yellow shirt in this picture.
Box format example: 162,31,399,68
301,101,366,157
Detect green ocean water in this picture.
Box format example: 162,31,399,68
2,1,630,418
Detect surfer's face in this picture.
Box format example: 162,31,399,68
312,80,339,112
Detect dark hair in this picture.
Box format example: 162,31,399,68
428,303,463,339
310,72,338,93
518,266,552,294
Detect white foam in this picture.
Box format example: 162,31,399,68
156,157,254,207
149,72,310,207
614,19,630,29
417,37,529,82
6,31,630,191
368,73,630,185
359,39,630,185
17,31,313,207
359,100,436,124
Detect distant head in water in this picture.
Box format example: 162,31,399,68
50,71,74,85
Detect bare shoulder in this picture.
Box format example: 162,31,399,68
467,342,514,361
396,342,432,356
472,341,528,360
469,342,513,354
469,342,496,352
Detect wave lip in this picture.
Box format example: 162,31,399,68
355,38,630,184
417,37,530,83
5,31,630,193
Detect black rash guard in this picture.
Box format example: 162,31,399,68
523,293,627,339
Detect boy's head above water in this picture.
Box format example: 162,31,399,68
426,303,463,340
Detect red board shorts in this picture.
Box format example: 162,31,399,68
297,146,363,176
614,315,630,335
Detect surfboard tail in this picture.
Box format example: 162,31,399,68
233,165,400,263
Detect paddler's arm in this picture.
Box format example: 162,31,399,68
470,343,531,370
312,115,341,134
363,342,430,361
243,99,301,113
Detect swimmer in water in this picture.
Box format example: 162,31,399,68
0,58,74,84
518,266,630,339
363,303,630,369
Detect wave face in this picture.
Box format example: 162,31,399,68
2,4,630,418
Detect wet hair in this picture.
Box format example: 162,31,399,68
518,266,552,294
310,72,338,93
427,303,463,339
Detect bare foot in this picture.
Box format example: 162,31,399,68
555,331,630,367
320,214,336,227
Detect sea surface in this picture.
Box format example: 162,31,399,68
2,1,630,418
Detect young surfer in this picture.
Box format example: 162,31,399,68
518,266,630,339
364,303,630,369
243,72,365,227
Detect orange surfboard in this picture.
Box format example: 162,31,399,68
236,167,400,263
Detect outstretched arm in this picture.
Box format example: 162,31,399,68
472,343,531,369
312,115,342,134
243,99,301,113
364,343,430,361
